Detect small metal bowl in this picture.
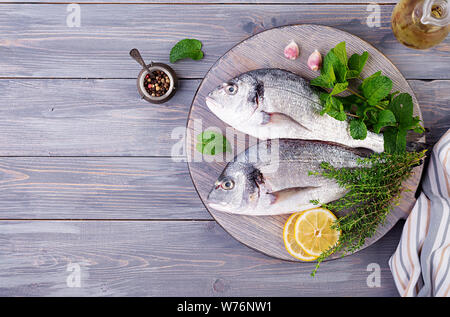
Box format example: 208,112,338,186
137,62,178,104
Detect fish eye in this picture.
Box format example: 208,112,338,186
225,83,238,95
221,179,234,190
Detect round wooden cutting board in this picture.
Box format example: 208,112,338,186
186,24,424,261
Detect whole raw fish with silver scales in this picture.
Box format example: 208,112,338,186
205,68,384,153
207,139,366,216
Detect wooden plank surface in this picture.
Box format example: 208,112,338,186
0,158,209,220
409,80,450,147
0,79,447,156
0,220,403,296
0,1,448,297
0,4,448,79
0,79,199,156
0,1,403,3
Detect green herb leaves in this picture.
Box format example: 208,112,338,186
349,120,367,140
320,94,347,121
196,131,231,155
384,93,423,153
360,73,392,106
330,82,348,96
373,109,396,133
347,51,368,79
331,41,347,66
310,41,423,153
310,150,426,276
169,39,204,63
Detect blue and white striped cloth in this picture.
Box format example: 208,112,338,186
389,129,450,297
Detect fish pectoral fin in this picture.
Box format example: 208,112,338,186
260,111,311,132
268,186,318,205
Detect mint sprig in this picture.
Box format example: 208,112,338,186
347,51,368,79
361,74,392,106
169,39,204,63
196,131,231,155
310,41,423,153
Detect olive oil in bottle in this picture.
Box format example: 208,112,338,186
391,0,449,49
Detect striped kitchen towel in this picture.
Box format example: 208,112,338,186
389,129,450,297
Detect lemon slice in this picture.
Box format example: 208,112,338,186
294,207,340,257
283,212,317,261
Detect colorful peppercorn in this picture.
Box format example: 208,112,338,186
144,70,171,97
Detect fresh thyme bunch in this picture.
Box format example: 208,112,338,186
309,150,426,276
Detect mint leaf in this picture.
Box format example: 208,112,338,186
347,70,359,79
359,71,381,91
361,106,378,122
347,51,369,79
388,90,400,103
327,96,347,121
331,42,347,66
170,39,204,63
196,131,231,155
311,62,336,88
320,95,333,115
329,111,347,121
323,50,347,83
329,109,347,121
310,73,334,88
389,93,422,131
378,99,390,108
330,82,348,96
312,47,348,88
320,95,346,121
383,93,423,153
319,92,329,104
373,109,396,133
388,93,415,129
338,94,364,111
384,127,407,154
361,75,392,106
350,120,367,140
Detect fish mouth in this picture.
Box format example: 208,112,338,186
207,201,232,212
206,190,234,212
205,96,223,110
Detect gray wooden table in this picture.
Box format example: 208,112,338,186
0,0,448,297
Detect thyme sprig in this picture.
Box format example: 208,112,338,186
309,150,426,276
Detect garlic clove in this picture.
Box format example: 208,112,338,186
284,40,299,60
307,50,322,71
